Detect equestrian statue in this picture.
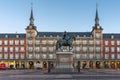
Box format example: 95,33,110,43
56,31,75,51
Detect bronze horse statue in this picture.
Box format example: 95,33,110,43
56,36,75,51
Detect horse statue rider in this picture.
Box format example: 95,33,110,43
56,31,75,51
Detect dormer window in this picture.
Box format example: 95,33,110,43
44,35,46,38
83,35,86,37
111,35,114,39
57,35,59,37
50,35,53,38
77,35,79,38
16,35,19,38
5,35,8,38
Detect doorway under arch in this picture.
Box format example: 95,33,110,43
96,61,101,69
29,61,34,69
42,61,47,69
82,61,87,69
89,61,94,69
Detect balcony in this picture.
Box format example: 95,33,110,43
19,50,25,53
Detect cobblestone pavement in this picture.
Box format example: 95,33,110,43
0,69,120,80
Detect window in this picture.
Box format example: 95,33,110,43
15,47,19,52
49,40,54,44
4,47,8,52
49,47,53,52
83,35,86,37
96,54,100,59
82,40,87,45
0,40,2,45
35,47,40,52
89,54,94,59
89,47,93,52
117,54,120,59
96,40,100,45
83,47,87,52
76,47,80,52
117,40,120,45
35,54,39,59
29,47,33,52
89,40,93,45
111,41,114,45
28,40,32,44
76,40,80,45
21,54,24,59
77,35,79,38
105,41,108,46
111,35,114,39
16,35,19,38
9,40,13,45
111,54,115,59
15,40,19,45
49,54,53,59
105,54,109,59
82,54,87,59
4,40,8,45
4,54,8,59
43,54,46,59
0,54,2,59
111,47,114,52
0,47,2,52
20,47,24,51
15,54,19,59
5,35,8,38
105,47,109,52
10,54,13,59
42,40,46,44
42,47,46,52
76,54,80,59
20,40,24,45
28,54,32,59
96,47,101,52
44,35,46,38
50,35,53,37
10,47,13,52
117,47,120,52
35,40,39,44
96,33,100,38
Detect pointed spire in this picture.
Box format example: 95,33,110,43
29,3,34,25
95,3,99,26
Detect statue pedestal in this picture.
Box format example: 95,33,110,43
55,51,74,72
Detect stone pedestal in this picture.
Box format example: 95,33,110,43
55,51,74,72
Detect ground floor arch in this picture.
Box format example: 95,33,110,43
28,61,34,69
110,61,115,69
42,61,47,69
82,61,87,69
117,61,120,69
96,61,101,69
89,61,94,69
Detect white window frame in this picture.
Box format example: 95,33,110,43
105,54,109,59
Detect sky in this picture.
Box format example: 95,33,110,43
0,0,120,33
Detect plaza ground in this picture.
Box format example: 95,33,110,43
0,69,120,80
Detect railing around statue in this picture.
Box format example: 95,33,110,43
47,61,81,73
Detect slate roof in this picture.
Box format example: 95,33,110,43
0,32,120,39
0,33,26,38
103,33,120,39
37,32,92,37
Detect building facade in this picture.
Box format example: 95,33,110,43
0,7,120,69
